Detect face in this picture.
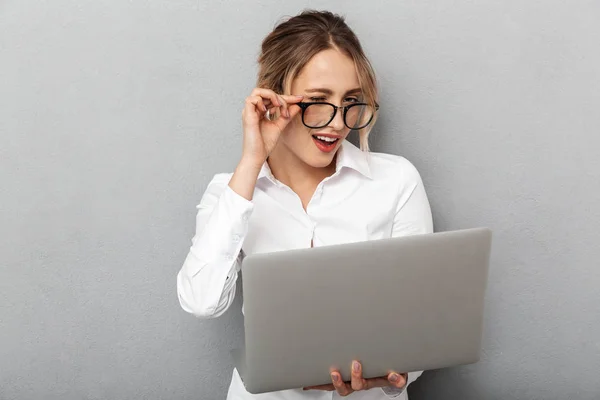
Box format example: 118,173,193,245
278,48,363,169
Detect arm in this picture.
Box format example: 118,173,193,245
176,170,256,319
176,88,303,319
391,163,433,237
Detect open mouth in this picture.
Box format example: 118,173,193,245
312,135,339,144
311,135,340,153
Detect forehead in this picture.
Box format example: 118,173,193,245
292,48,360,93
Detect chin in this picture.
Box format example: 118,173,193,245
307,147,340,168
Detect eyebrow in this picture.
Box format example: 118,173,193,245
304,87,363,95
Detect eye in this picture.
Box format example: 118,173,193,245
309,96,327,102
343,97,359,103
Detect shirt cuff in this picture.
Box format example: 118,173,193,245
381,370,423,398
220,184,254,217
380,385,405,398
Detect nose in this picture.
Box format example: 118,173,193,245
328,106,345,131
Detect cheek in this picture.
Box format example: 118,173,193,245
283,118,312,142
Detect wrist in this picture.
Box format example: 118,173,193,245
229,159,262,201
238,157,265,173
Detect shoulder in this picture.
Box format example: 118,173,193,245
366,151,423,187
366,152,431,222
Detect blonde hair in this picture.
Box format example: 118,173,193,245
257,10,379,151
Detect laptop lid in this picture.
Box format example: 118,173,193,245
235,227,492,394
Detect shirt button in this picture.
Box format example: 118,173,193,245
242,214,249,221
232,234,240,243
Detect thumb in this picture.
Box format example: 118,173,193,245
288,103,302,119
275,103,301,131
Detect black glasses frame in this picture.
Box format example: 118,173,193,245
296,101,379,130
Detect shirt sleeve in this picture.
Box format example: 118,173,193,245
176,173,254,318
381,162,433,398
391,161,434,237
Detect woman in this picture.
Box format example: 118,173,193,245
177,10,433,400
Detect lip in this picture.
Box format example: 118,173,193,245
312,133,343,139
311,133,342,153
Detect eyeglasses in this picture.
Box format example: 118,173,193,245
296,101,379,130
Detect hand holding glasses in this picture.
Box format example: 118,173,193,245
240,88,379,169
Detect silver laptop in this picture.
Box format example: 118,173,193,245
233,227,492,394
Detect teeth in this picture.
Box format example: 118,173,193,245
315,135,338,143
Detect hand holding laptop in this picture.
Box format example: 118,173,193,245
303,360,408,395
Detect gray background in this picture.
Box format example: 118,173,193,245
1,0,598,399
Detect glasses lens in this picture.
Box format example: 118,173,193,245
303,103,336,128
345,104,375,129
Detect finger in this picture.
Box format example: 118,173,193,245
277,95,304,118
269,94,287,118
242,97,262,123
387,371,408,389
281,94,304,103
251,88,303,103
250,89,303,119
246,95,267,113
250,88,281,108
277,94,304,118
350,360,367,391
262,98,273,108
331,371,352,396
271,102,300,131
261,95,302,110
246,96,267,113
363,376,391,389
288,102,302,119
263,93,284,118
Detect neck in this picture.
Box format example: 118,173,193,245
267,145,336,192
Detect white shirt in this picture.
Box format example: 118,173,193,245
177,140,434,400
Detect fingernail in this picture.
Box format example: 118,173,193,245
295,95,304,98
353,361,360,372
331,373,339,382
389,373,399,383
285,109,290,118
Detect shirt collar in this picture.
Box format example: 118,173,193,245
257,160,275,181
336,139,373,179
257,139,372,181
